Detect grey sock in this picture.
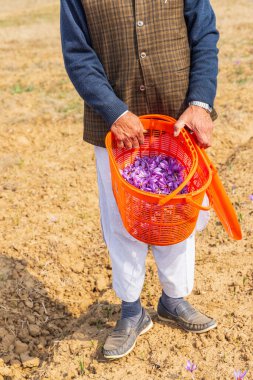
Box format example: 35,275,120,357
161,290,184,316
121,298,142,327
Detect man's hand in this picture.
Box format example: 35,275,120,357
111,111,145,149
174,105,214,149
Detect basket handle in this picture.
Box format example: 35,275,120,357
140,114,176,125
140,114,198,207
158,153,198,206
185,196,211,211
158,171,193,206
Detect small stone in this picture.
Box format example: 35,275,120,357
24,278,34,290
27,314,36,323
46,322,60,334
200,336,209,348
71,332,86,340
216,333,224,341
0,154,21,170
28,324,41,337
20,353,40,368
2,354,13,364
2,182,17,191
41,329,50,336
96,277,107,292
15,340,29,354
10,359,21,367
193,339,202,349
70,261,84,274
16,135,30,146
17,327,30,342
2,333,15,349
0,366,12,376
38,337,47,347
15,262,25,271
0,327,8,338
24,300,34,308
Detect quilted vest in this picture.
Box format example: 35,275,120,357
81,0,190,147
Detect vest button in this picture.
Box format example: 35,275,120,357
137,20,144,27
140,85,146,91
140,52,146,59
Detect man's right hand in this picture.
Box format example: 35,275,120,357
110,111,145,149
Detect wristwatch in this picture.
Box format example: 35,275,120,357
189,101,212,113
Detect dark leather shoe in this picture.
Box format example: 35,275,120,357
103,308,153,359
157,298,217,333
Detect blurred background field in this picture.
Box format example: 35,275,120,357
0,1,252,379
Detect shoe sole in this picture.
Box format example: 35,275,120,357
157,314,217,333
103,319,154,360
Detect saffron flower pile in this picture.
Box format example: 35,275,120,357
120,155,188,195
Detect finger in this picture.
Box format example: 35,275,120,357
130,136,140,148
137,132,145,145
117,140,124,149
194,131,211,149
135,122,143,134
123,138,132,150
135,132,143,145
136,126,146,144
174,119,186,137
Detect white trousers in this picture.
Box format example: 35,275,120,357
94,146,209,302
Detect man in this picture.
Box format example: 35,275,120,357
60,0,219,360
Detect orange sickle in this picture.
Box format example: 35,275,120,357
188,133,242,240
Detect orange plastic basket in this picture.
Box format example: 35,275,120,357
105,114,212,245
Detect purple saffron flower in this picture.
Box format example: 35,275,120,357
160,160,168,166
249,194,253,201
234,370,248,380
185,360,197,373
121,154,188,195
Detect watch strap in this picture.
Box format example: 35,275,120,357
189,101,213,113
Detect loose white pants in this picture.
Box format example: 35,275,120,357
94,146,209,302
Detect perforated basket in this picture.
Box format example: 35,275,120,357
105,114,212,245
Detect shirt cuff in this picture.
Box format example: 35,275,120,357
99,94,128,126
113,110,128,124
186,85,216,108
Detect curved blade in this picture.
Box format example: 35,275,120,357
205,157,242,240
188,133,242,240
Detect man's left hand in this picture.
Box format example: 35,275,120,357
174,105,214,149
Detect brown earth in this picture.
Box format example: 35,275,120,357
0,0,252,379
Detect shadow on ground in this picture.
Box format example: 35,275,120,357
0,254,125,373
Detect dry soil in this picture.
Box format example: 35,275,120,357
0,1,252,379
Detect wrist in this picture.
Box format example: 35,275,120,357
113,110,128,124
